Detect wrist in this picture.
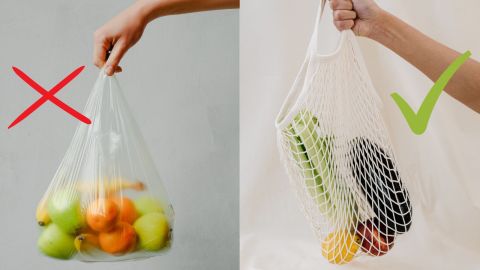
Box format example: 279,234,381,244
366,10,396,46
131,0,158,25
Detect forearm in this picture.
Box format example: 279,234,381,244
134,0,239,23
370,11,480,112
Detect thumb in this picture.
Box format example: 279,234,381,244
105,40,128,76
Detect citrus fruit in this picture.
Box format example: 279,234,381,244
113,197,138,224
98,222,137,254
86,198,119,232
322,230,360,264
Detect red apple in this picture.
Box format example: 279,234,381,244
356,219,394,256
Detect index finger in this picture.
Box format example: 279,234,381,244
330,0,353,10
93,39,109,68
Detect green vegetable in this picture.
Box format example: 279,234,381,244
286,110,357,226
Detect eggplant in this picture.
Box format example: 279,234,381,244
349,138,412,235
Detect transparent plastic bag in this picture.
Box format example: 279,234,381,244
35,70,174,261
275,1,412,265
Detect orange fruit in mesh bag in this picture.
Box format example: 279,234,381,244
99,222,137,254
113,197,138,224
86,198,119,232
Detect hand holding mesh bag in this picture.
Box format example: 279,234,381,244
275,1,412,265
35,70,174,262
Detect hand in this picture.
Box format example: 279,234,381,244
330,0,384,38
93,3,148,76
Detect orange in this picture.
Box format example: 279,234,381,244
86,198,119,232
113,197,138,224
99,222,137,254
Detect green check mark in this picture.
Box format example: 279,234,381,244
391,51,471,135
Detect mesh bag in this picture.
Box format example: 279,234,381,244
275,2,412,265
35,70,174,261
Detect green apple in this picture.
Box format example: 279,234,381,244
133,212,170,251
38,223,76,259
134,196,165,216
47,189,85,234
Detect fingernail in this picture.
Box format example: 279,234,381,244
106,66,114,76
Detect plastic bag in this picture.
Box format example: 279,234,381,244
275,1,412,265
35,70,174,261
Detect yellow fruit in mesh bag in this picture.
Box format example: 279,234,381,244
322,230,360,264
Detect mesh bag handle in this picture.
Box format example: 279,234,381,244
308,0,345,55
275,1,381,130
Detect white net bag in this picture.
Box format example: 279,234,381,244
35,70,174,262
275,1,412,265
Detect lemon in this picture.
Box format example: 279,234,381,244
322,230,360,264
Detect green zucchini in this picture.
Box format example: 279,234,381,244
286,123,335,220
286,111,357,226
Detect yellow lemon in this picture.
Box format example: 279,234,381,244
322,230,360,264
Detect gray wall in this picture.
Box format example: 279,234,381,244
0,1,238,269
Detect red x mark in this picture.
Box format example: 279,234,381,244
9,66,91,129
